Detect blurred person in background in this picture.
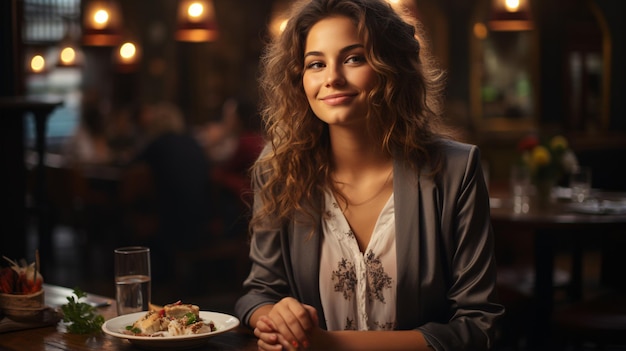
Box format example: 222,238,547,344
62,90,113,166
120,102,211,296
197,97,265,239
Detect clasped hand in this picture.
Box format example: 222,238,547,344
254,297,322,350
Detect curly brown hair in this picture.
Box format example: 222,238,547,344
251,0,450,232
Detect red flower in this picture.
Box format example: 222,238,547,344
0,267,17,293
517,135,539,153
1,256,43,294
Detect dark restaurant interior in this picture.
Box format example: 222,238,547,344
2,0,626,350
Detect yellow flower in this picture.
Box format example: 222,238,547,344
531,145,551,168
517,134,578,183
549,135,568,151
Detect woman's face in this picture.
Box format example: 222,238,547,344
302,15,377,128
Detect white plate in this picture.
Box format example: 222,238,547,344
102,311,240,350
568,200,626,215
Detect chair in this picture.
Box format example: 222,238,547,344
552,235,626,350
552,291,626,350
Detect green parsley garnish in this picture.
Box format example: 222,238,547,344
126,325,142,334
60,288,105,334
184,312,197,325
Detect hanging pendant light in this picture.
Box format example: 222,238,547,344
176,0,219,42
57,21,84,67
30,54,46,73
25,47,49,74
83,0,123,46
488,0,533,31
113,39,141,73
56,43,83,67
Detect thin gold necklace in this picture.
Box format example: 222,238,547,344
334,167,394,208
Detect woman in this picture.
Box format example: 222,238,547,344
234,0,504,350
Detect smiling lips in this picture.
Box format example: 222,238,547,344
320,92,357,106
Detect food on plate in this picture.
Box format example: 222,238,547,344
164,302,200,319
123,301,216,337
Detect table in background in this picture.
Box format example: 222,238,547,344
0,284,257,351
0,96,63,261
489,189,626,349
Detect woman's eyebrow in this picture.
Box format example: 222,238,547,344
304,44,364,59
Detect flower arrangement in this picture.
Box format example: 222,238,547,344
0,254,45,322
0,255,43,294
516,134,579,202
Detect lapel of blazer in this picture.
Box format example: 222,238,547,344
394,159,426,328
291,206,326,328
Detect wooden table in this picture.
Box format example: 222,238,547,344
489,189,626,349
0,285,257,350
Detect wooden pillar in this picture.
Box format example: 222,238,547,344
0,0,27,260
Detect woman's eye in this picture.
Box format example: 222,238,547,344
305,61,324,70
346,55,366,64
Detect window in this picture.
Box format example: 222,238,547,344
23,0,82,149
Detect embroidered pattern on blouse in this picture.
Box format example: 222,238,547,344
344,317,357,330
345,228,355,239
365,250,392,303
373,321,397,330
331,201,355,239
332,258,357,300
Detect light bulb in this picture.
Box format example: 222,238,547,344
188,2,204,19
60,47,76,65
30,55,45,73
504,0,520,12
119,42,136,62
93,9,110,29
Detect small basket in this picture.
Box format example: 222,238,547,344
0,289,46,322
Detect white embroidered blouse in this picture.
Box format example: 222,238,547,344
319,191,398,331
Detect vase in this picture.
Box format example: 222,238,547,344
533,179,554,209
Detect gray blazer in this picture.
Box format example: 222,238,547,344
234,139,505,350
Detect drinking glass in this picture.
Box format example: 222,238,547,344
510,164,531,214
114,246,151,316
570,166,592,203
